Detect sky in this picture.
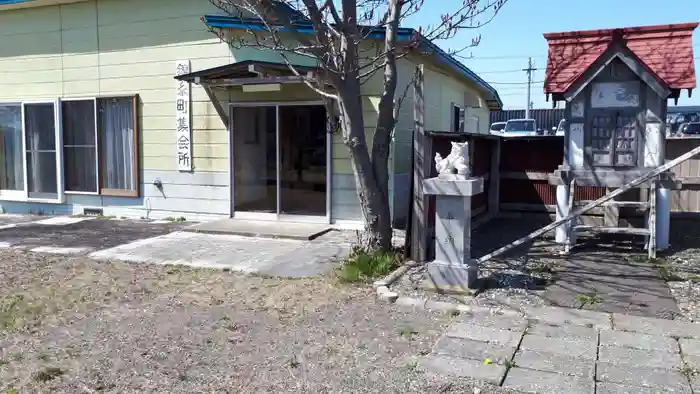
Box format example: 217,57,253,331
404,0,700,110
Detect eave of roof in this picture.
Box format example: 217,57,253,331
203,14,502,110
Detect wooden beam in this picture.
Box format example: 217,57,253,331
475,142,700,264
205,75,307,86
411,65,430,262
501,171,550,181
202,84,229,129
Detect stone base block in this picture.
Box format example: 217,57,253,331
423,260,479,294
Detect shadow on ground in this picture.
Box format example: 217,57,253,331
468,217,693,319
0,218,188,252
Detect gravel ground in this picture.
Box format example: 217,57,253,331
0,249,525,394
392,218,700,320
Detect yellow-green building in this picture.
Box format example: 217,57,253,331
0,0,501,227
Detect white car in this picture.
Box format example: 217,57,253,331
489,121,506,135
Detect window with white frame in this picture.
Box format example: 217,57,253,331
0,95,139,201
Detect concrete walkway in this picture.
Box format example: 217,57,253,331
419,305,699,393
89,230,352,277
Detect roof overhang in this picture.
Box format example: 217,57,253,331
203,14,503,111
174,60,321,87
559,41,671,102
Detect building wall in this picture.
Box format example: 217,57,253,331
0,0,236,220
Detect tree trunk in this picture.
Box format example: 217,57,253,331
338,86,392,251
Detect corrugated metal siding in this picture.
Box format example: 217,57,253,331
490,108,565,131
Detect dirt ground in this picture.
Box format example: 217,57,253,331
0,249,525,394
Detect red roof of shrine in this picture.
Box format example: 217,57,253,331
543,22,698,94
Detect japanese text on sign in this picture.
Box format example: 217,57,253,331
175,60,192,171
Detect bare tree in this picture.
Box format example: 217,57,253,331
206,0,506,251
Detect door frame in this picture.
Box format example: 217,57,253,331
228,101,331,223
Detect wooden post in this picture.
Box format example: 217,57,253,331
648,179,657,258
487,137,501,219
411,65,430,262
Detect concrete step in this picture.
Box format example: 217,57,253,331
573,225,650,236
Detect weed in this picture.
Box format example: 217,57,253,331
687,274,700,281
338,247,401,283
529,262,556,274
165,216,187,223
647,259,684,282
33,367,65,382
574,293,603,309
6,389,17,394
38,352,50,362
288,355,300,369
10,353,23,362
406,359,419,372
0,359,8,367
447,308,461,318
397,326,419,339
680,363,698,380
95,215,117,220
504,359,517,369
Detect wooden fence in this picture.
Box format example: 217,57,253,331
499,136,700,217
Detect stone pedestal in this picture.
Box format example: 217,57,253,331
422,174,484,293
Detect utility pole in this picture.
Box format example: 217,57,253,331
522,57,537,119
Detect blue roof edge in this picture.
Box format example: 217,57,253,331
203,14,502,110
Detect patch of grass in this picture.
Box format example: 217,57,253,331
504,359,517,369
647,258,684,282
5,389,18,394
95,215,117,220
397,326,419,340
0,359,8,367
38,352,50,362
680,362,698,380
687,274,700,281
287,355,300,369
10,353,23,362
0,294,43,332
164,216,187,222
406,359,419,372
447,308,461,318
32,367,65,382
574,293,603,309
338,247,401,283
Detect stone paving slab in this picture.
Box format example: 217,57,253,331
519,334,597,359
599,330,679,353
679,338,700,356
598,345,683,370
523,306,612,330
596,361,691,390
527,321,598,341
596,381,692,394
434,337,516,364
418,355,506,384
502,368,593,394
513,349,595,378
612,313,700,339
445,322,523,346
455,311,528,332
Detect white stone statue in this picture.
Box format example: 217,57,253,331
434,141,470,175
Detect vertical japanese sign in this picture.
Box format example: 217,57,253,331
175,60,192,171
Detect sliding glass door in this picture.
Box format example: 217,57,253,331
230,103,329,221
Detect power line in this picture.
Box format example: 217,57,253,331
469,54,548,60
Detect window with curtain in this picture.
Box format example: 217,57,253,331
63,100,97,193
98,97,137,196
0,104,23,192
24,102,58,199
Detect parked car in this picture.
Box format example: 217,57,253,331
503,118,538,137
489,121,506,135
677,122,700,137
550,119,565,136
